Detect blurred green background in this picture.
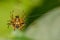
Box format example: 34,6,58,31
0,0,60,40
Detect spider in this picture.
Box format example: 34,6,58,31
7,10,25,31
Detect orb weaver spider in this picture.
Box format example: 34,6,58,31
7,10,25,31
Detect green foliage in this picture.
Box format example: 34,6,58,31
25,0,60,31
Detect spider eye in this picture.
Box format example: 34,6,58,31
15,16,19,18
21,23,24,24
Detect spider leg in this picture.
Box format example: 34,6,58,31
14,26,15,31
7,23,11,28
19,23,24,30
